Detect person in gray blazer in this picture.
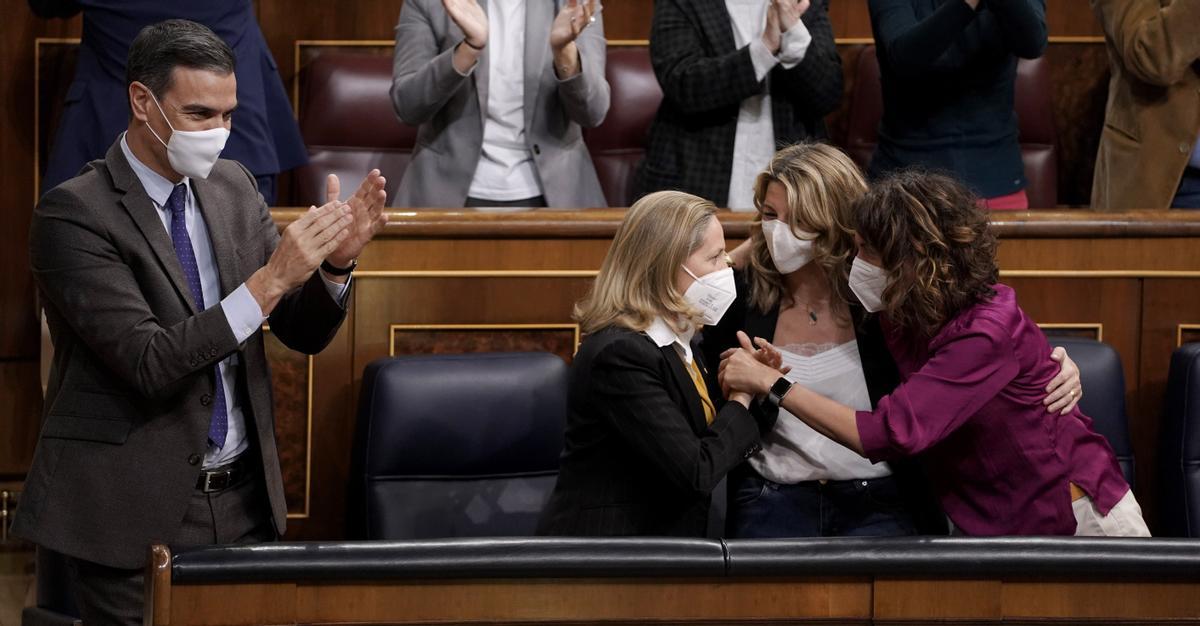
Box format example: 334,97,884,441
12,20,387,624
391,0,610,208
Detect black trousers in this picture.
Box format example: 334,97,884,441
64,468,275,626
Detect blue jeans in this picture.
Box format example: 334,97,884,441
727,468,918,538
1172,168,1200,209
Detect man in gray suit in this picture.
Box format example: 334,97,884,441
391,0,610,208
13,19,387,624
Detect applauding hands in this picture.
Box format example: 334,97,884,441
762,0,811,54
247,170,388,314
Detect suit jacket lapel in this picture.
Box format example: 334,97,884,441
523,0,550,130
661,345,709,436
190,177,239,298
107,141,199,315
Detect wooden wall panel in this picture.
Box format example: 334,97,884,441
1136,279,1200,531
0,363,42,477
2,3,79,486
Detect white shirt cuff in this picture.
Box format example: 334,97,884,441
321,273,352,308
222,283,267,345
778,19,813,69
748,38,780,82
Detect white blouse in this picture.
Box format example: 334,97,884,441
749,340,893,483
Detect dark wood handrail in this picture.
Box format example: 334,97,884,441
271,209,1200,239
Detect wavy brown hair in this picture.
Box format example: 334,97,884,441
853,171,999,341
746,143,867,318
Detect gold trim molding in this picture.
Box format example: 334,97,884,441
389,323,582,357
1178,324,1200,348
1038,323,1104,342
357,270,598,279
1001,271,1200,278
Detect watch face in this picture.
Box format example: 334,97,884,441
771,377,791,395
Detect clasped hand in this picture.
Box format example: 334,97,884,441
719,331,791,406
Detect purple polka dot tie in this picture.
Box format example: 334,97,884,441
166,184,229,449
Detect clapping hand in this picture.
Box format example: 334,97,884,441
551,0,601,52
324,170,388,273
773,0,810,31
443,0,488,49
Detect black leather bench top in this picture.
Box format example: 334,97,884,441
170,536,1200,584
171,537,726,583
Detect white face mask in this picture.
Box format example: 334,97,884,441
681,265,737,326
146,91,230,180
849,256,889,313
761,219,816,274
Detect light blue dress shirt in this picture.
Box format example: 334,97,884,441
120,134,349,469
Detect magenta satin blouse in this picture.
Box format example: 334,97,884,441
855,284,1130,535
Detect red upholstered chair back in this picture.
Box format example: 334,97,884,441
1013,53,1058,210
584,46,662,207
295,52,414,207
844,46,1059,208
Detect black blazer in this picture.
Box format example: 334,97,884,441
635,0,844,207
700,272,948,535
538,326,776,537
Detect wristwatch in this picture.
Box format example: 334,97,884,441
767,377,794,408
320,259,357,276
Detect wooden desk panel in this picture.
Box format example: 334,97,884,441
272,210,1200,540
153,577,1200,625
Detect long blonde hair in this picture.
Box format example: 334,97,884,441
575,191,716,335
746,142,867,317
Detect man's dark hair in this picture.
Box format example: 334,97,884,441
126,19,236,100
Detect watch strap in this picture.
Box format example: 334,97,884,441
320,259,357,276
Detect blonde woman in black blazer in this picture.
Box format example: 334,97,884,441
538,191,777,536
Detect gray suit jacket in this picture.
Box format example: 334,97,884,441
390,0,610,208
13,140,347,569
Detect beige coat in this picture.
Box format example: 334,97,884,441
1091,0,1200,210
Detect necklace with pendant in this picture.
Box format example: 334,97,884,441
794,301,820,325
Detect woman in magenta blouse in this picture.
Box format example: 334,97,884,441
719,171,1149,536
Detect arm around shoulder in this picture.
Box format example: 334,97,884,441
856,321,1020,461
